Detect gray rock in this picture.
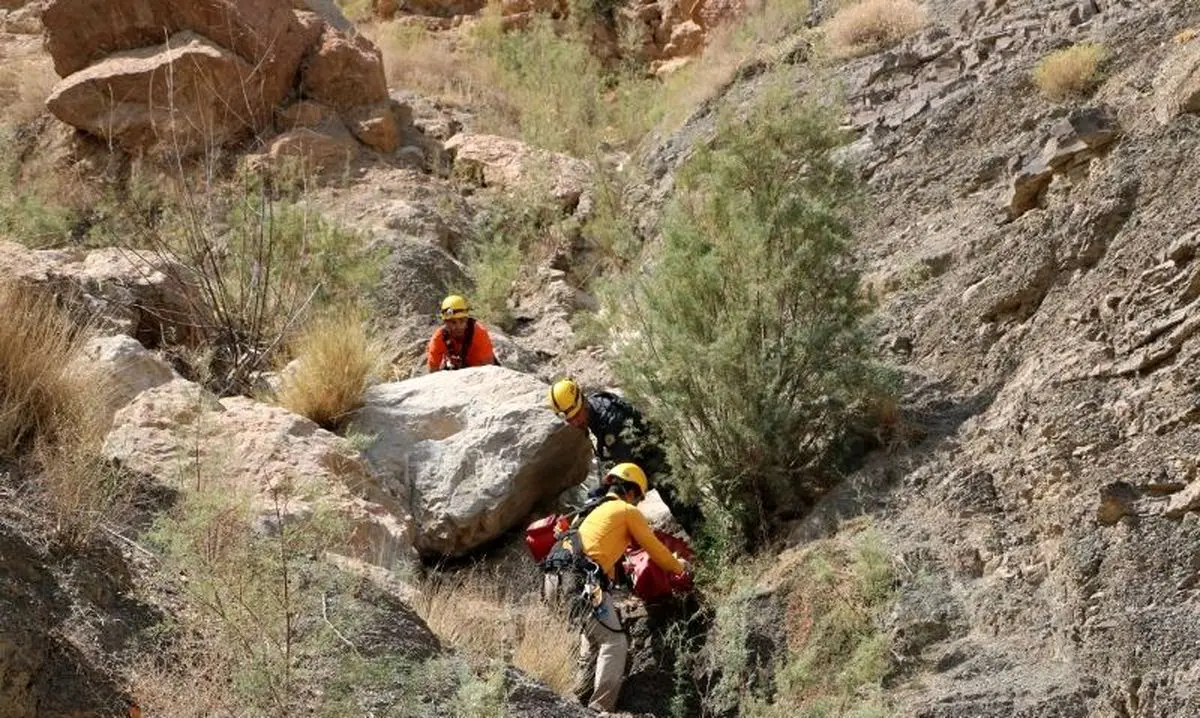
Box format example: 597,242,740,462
355,367,592,556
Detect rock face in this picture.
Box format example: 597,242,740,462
0,241,197,343
76,334,178,424
445,132,592,209
40,0,403,158
355,366,592,557
104,379,417,569
637,0,1200,714
1153,38,1200,124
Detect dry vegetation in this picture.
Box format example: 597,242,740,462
702,521,895,717
275,312,384,432
415,570,577,695
0,281,124,545
1033,43,1110,100
823,0,928,58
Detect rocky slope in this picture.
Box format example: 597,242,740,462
638,0,1200,714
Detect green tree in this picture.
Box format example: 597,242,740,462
609,81,891,546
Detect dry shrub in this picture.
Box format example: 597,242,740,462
823,0,928,58
415,572,576,695
0,52,58,127
0,281,124,544
275,312,383,432
1033,43,1110,100
0,281,90,455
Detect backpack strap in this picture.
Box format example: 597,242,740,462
440,318,476,370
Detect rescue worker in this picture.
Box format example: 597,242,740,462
426,295,499,372
547,463,689,712
548,378,703,536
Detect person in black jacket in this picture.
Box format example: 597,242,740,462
548,378,703,537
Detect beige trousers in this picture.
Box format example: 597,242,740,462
571,591,628,712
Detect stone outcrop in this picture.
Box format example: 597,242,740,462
40,0,405,159
445,132,592,209
1153,38,1200,124
1007,106,1120,218
354,366,592,557
104,378,417,569
0,241,197,343
75,335,178,425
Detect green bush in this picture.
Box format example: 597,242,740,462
606,80,893,545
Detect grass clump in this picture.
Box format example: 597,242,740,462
0,281,127,546
707,524,896,717
605,78,894,547
415,569,577,697
275,312,383,432
823,0,928,58
1032,43,1110,101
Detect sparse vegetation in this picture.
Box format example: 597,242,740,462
606,80,893,546
701,523,895,716
823,0,928,58
110,171,382,397
0,52,58,128
1033,43,1110,101
275,312,384,432
415,569,577,696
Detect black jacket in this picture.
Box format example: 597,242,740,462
585,391,668,478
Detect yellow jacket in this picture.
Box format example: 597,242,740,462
577,496,685,580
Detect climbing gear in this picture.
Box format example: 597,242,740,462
605,463,647,498
439,294,470,321
534,494,620,624
549,378,585,419
440,317,477,370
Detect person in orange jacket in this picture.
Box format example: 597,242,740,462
426,295,499,372
544,463,690,712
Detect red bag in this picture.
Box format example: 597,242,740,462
525,515,567,562
622,529,695,601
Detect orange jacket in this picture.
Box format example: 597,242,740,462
577,497,685,580
426,319,497,371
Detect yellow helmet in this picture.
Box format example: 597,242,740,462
440,295,470,321
548,379,585,419
606,462,648,497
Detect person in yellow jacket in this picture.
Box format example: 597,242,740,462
553,462,690,712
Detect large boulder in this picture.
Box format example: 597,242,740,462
46,32,269,154
301,25,389,113
42,0,309,104
354,366,592,557
103,379,417,569
41,0,403,159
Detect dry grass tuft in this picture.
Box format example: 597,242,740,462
415,571,576,695
0,281,125,545
823,0,928,58
0,281,90,455
275,312,383,432
1033,43,1110,101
